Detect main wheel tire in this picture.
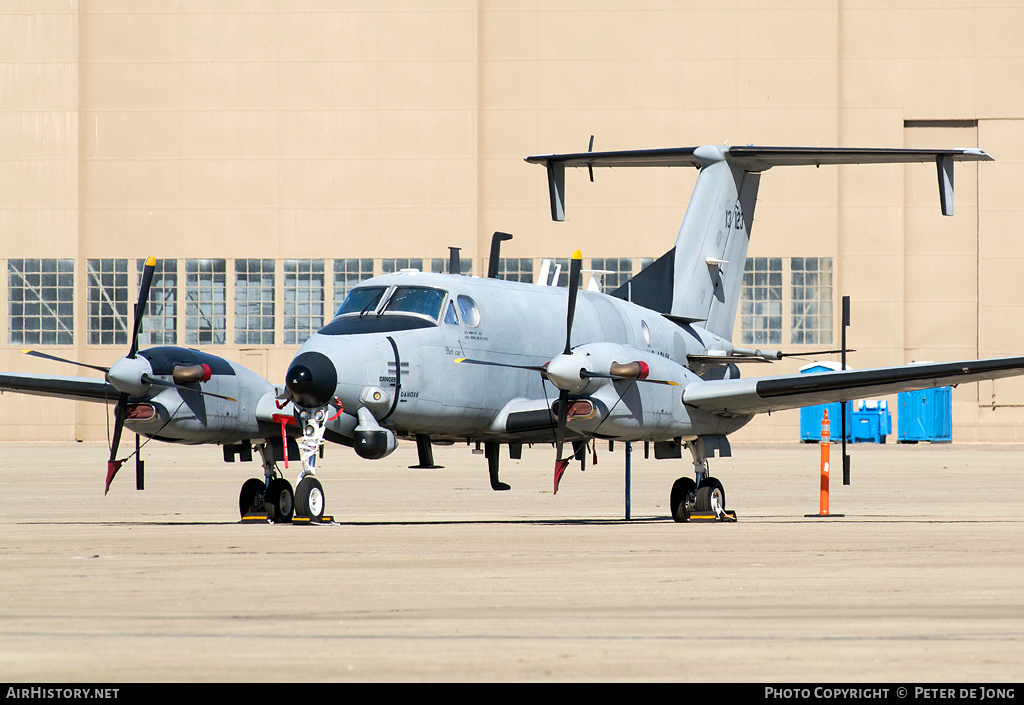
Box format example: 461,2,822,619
238,478,265,519
694,476,725,513
265,478,294,523
670,477,697,523
295,476,325,521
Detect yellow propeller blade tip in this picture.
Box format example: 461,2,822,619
145,256,156,266
454,358,466,363
571,249,582,260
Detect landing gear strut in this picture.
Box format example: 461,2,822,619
669,438,735,523
238,441,297,523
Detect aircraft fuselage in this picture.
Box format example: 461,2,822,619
291,270,753,448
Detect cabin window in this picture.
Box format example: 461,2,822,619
384,287,447,321
336,286,386,317
457,295,480,327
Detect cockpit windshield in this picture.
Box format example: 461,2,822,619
384,287,447,321
335,286,386,317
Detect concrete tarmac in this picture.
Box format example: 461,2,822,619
1,440,1022,682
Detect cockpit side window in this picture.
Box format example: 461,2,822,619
456,295,480,327
384,287,447,321
336,286,387,317
443,300,459,325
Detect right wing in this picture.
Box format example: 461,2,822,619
682,356,1024,417
0,372,118,404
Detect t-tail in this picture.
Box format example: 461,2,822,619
526,144,992,341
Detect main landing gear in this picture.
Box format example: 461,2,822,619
669,439,736,523
238,406,333,523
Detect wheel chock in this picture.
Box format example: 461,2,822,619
241,511,268,523
687,509,738,523
292,515,334,525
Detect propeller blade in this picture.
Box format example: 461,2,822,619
105,392,129,494
21,349,109,373
553,389,570,494
141,374,237,402
563,250,582,355
129,256,157,358
454,358,548,374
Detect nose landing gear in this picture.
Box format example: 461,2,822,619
238,406,334,524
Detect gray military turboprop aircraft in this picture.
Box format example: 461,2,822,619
4,143,1024,523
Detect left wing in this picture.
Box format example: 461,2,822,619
0,372,117,403
682,356,1024,416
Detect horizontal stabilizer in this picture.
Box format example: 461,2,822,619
682,356,1024,417
527,145,992,220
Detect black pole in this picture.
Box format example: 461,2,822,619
841,295,851,486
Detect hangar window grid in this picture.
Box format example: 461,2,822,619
431,257,473,276
790,257,833,345
589,257,634,294
493,258,533,283
185,259,226,346
86,259,129,346
137,258,177,346
543,258,580,288
332,258,375,309
7,258,74,346
740,257,783,345
235,259,275,346
382,258,424,275
283,259,324,346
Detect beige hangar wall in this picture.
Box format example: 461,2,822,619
0,1,1022,444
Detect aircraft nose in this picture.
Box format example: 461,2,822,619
285,351,338,409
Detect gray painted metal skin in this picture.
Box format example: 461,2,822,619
294,270,749,446
1,143,1021,513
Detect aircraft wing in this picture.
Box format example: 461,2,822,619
0,372,117,403
682,356,1024,417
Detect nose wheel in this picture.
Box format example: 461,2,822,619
295,476,325,521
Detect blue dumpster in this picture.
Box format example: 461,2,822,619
897,387,952,442
850,400,891,443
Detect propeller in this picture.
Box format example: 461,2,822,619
21,257,238,493
103,256,157,494
457,250,680,493
551,250,584,492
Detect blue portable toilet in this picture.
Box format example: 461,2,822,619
798,362,852,442
897,386,952,442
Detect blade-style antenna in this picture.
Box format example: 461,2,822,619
587,135,595,182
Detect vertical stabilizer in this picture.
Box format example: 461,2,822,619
669,147,760,339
